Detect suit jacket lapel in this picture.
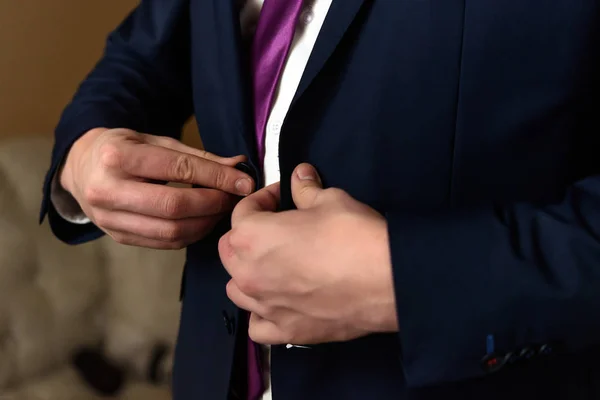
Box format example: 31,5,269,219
210,0,258,162
192,0,366,167
292,0,367,105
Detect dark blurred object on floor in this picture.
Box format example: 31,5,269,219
0,136,185,399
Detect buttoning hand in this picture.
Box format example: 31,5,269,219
219,163,398,345
61,128,255,249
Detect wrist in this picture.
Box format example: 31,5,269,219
60,127,108,193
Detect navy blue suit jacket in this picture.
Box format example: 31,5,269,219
42,0,600,398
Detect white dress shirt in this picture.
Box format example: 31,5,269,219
51,0,333,398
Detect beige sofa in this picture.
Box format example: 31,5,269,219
0,136,185,400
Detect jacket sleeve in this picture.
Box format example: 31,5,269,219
389,173,600,387
40,0,193,245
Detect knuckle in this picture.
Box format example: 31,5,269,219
98,143,123,169
83,185,108,206
212,167,229,190
230,200,244,223
161,192,186,217
171,155,194,182
158,221,185,242
227,227,240,247
237,274,260,296
218,230,236,260
228,226,251,252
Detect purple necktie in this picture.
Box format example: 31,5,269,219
252,0,305,167
247,0,304,399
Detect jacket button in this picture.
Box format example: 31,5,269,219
519,347,536,360
539,343,553,356
505,351,519,365
222,311,235,335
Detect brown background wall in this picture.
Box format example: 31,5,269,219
0,0,200,146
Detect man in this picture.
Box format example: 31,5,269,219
42,0,600,399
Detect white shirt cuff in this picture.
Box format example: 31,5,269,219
50,163,91,225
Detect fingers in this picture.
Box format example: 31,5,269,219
225,280,285,345
85,181,239,219
291,163,323,210
218,230,237,271
143,135,246,167
231,182,281,227
104,232,192,250
248,313,286,345
100,141,254,196
225,280,264,313
95,210,222,246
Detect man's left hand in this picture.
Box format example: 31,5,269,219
219,163,398,345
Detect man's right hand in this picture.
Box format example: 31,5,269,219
59,128,255,249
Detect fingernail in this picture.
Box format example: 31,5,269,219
296,164,317,181
235,178,253,195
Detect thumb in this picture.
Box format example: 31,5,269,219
231,182,281,227
291,163,323,209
